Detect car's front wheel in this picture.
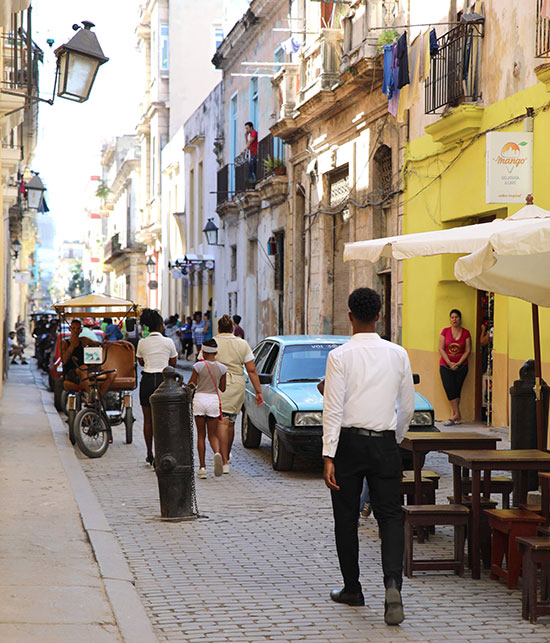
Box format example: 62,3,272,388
242,409,261,448
271,428,294,471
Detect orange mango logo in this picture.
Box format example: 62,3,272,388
496,140,528,171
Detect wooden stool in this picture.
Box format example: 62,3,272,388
517,537,550,623
461,476,513,509
400,477,437,505
448,496,497,569
539,472,550,525
403,505,469,578
402,470,440,504
485,509,545,589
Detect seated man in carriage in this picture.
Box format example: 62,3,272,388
61,318,116,395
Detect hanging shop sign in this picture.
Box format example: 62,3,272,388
486,132,533,204
14,271,32,283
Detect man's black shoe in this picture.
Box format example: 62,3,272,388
330,588,365,606
384,578,404,625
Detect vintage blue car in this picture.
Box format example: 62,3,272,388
242,335,435,471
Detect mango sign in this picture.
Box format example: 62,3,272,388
486,132,533,203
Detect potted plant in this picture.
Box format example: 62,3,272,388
263,155,287,176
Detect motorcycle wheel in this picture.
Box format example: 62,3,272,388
53,379,64,412
124,407,134,444
74,408,109,458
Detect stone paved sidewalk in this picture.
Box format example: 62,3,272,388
0,366,122,642
69,382,550,643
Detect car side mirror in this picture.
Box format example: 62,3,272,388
259,373,272,385
413,373,420,385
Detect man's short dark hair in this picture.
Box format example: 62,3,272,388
245,121,253,128
348,287,381,323
232,314,241,325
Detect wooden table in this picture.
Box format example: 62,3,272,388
400,432,501,505
443,449,550,579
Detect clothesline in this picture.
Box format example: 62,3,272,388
368,22,459,31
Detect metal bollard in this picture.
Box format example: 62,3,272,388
510,359,550,505
150,366,198,520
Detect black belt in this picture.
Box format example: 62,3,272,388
342,427,394,438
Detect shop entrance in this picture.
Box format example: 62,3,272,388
475,290,494,424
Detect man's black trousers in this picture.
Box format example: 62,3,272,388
330,429,403,593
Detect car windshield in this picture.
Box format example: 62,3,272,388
278,343,341,384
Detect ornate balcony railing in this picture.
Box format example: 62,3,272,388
103,232,121,263
425,18,484,114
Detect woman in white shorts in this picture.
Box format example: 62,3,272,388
188,339,227,479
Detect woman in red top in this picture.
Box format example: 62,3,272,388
438,309,471,425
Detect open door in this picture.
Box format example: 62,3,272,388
475,290,494,424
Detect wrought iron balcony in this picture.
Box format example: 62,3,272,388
103,232,121,263
425,18,484,114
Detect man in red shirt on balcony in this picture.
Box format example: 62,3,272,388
244,121,258,183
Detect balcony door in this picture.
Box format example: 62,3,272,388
229,92,238,194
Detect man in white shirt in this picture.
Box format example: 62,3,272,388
322,287,414,626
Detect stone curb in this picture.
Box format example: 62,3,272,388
39,385,158,643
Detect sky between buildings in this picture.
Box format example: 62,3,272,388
32,0,250,245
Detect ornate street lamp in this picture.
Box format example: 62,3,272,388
203,218,223,246
25,174,46,210
55,21,109,103
145,256,156,275
11,239,22,260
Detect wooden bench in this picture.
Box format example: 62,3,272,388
403,505,469,578
448,496,497,569
517,537,550,623
484,509,545,589
461,476,513,509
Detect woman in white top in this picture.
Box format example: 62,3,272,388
136,309,178,465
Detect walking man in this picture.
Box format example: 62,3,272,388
322,287,414,625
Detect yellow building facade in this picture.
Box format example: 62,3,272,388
403,78,550,427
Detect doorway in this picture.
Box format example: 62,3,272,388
475,290,494,424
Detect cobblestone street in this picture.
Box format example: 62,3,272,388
70,383,550,643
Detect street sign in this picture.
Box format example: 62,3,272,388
148,280,158,290
486,132,533,203
14,271,31,283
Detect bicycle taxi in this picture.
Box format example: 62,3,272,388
53,293,140,458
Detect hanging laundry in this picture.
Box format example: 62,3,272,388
281,36,302,55
388,43,400,117
396,32,409,89
405,34,421,109
422,29,431,81
430,28,438,57
382,44,394,97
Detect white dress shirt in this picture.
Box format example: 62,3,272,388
136,332,178,373
322,333,415,458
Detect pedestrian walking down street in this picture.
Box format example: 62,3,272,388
136,309,178,466
15,315,26,348
187,338,226,479
181,316,194,360
322,287,414,626
104,317,123,342
192,311,206,360
203,310,213,341
213,314,263,472
165,315,182,356
438,308,471,426
232,314,245,339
